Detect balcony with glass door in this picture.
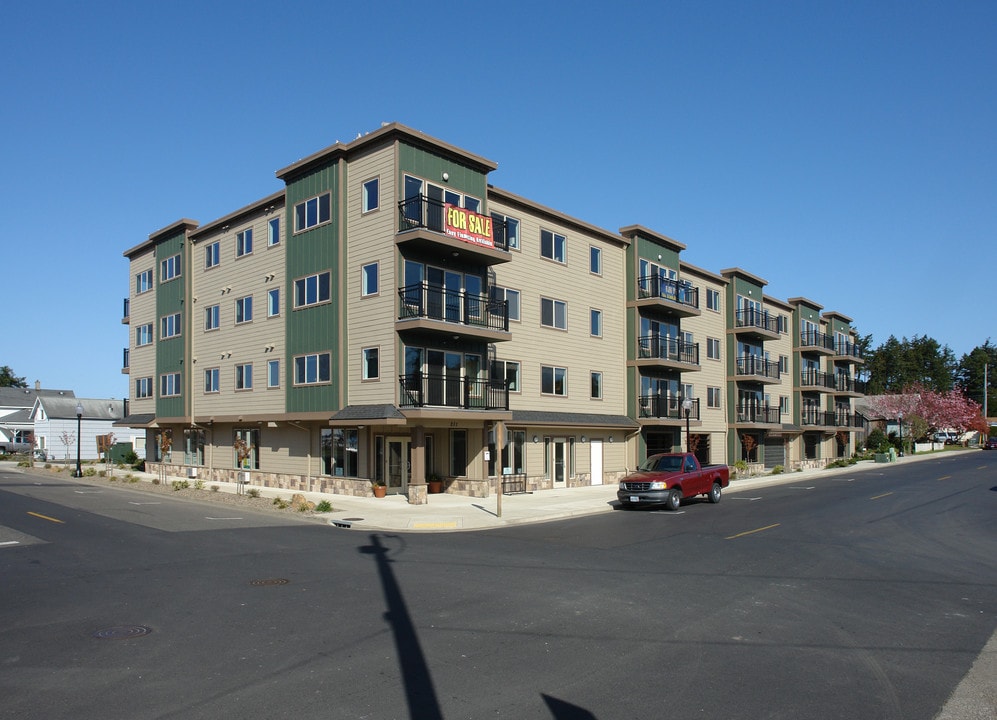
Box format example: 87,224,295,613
635,275,700,318
398,372,509,412
734,403,781,426
798,368,836,393
396,282,511,343
733,356,781,384
796,329,835,355
397,195,510,266
637,395,701,425
733,308,780,339
635,335,701,372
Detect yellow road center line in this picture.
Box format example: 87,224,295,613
870,492,893,500
726,523,780,540
27,511,64,524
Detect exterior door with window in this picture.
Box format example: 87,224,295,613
590,440,603,485
552,439,567,485
386,438,410,492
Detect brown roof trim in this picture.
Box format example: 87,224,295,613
488,185,629,248
276,122,497,181
787,296,824,311
124,219,199,258
680,260,727,284
764,295,793,311
618,225,686,252
822,310,854,323
190,190,285,241
720,267,768,287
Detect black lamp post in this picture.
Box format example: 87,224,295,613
898,412,904,457
682,396,694,453
74,401,83,477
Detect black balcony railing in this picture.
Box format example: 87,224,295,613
397,195,510,252
122,348,129,370
637,275,699,310
834,341,864,361
637,336,700,365
398,373,509,410
833,375,867,394
799,369,836,390
736,404,781,424
799,329,835,352
736,356,781,380
833,411,861,427
398,283,509,332
122,297,130,320
801,409,836,426
735,308,780,334
638,395,701,420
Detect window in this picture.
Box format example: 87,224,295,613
490,359,520,392
233,428,259,470
204,368,219,393
707,337,721,360
236,228,253,257
235,363,253,390
321,428,359,477
267,288,280,317
362,347,379,380
706,288,721,312
205,241,220,269
135,377,153,399
489,286,520,321
204,305,220,331
294,352,331,385
464,196,481,213
541,297,567,330
778,315,789,333
160,254,181,282
780,395,790,413
160,313,181,339
294,192,331,232
591,371,603,399
491,212,520,250
540,229,566,263
590,246,602,275
708,386,722,409
136,269,153,294
235,296,253,324
267,360,280,388
160,372,181,397
362,178,379,213
590,309,602,337
541,365,567,396
362,263,378,296
779,355,789,373
136,323,153,346
268,217,280,246
294,271,331,308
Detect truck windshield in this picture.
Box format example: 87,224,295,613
638,455,683,472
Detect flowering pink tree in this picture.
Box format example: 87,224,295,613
917,386,980,433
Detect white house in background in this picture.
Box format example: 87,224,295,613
0,386,76,453
31,396,125,462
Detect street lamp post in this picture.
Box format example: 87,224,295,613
898,412,904,457
682,397,694,454
74,402,83,477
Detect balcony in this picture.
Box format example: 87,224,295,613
801,409,836,428
733,308,780,339
396,283,511,343
799,369,836,393
121,348,129,375
398,373,509,411
833,341,865,364
797,330,835,355
735,404,781,425
397,196,511,266
637,395,701,423
834,411,862,428
635,336,700,371
833,375,867,396
634,275,700,318
734,356,781,384
121,297,130,324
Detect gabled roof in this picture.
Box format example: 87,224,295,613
0,387,75,410
33,397,125,421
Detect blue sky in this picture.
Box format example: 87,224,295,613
3,1,994,399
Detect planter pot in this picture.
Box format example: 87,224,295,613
428,480,443,494
372,485,387,498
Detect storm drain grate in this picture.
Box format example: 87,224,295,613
250,578,290,586
93,625,153,640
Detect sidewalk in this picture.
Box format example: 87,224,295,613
2,449,966,533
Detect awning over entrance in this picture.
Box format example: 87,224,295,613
114,413,157,428
328,404,408,427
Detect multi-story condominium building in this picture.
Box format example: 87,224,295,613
120,122,865,501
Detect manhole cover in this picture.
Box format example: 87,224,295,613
249,578,290,586
93,625,153,639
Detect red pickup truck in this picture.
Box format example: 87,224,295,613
617,452,730,510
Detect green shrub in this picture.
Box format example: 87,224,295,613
193,479,205,490
210,485,219,492
867,429,890,453
771,465,784,475
315,500,333,512
83,467,97,477
247,488,260,498
123,450,139,466
172,480,190,491
272,497,288,509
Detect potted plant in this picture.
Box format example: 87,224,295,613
427,472,444,494
371,479,387,498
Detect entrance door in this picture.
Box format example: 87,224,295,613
552,439,566,485
386,438,410,492
590,439,603,485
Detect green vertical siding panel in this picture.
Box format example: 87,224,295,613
284,160,341,413
397,144,487,201
634,236,680,272
155,232,186,419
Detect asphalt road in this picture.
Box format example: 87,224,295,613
1,453,994,719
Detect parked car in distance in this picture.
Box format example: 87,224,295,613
618,452,730,510
983,438,997,450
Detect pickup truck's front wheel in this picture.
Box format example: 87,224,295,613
665,488,682,511
708,482,722,504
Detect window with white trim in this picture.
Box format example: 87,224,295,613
204,368,219,393
267,288,280,317
268,217,280,246
205,241,220,269
235,296,253,324
160,254,181,282
235,363,253,390
136,269,153,294
160,372,181,397
590,309,602,337
135,377,153,399
490,212,520,250
707,386,722,408
294,192,331,232
541,297,567,330
204,305,220,331
136,323,153,346
706,288,721,312
267,360,280,388
362,263,378,296
362,347,379,380
489,286,520,321
236,228,253,257
490,359,520,392
294,352,331,385
541,365,567,396
294,271,331,308
540,229,566,263
707,337,721,360
590,246,602,275
362,178,379,213
591,371,603,399
160,313,181,339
